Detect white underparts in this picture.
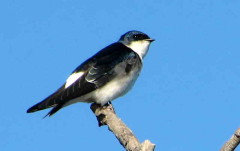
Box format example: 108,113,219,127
65,72,84,88
93,65,140,105
124,40,151,59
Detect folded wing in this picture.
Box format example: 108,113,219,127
27,42,139,116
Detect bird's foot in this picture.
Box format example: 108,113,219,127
90,102,116,127
103,101,115,113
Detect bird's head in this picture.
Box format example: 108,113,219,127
119,30,154,59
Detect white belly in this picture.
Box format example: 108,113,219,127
63,64,141,107
93,71,139,105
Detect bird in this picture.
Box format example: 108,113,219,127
27,30,154,117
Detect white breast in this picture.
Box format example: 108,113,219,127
123,40,151,59
93,67,140,105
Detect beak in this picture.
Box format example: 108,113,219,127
145,39,155,42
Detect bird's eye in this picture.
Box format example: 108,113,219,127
132,34,149,40
133,34,141,39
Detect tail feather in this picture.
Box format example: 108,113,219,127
26,101,58,113
43,103,64,118
27,85,70,116
27,91,62,114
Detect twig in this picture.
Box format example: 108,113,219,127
220,128,240,151
90,103,155,151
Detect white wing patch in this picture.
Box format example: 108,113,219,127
65,72,84,88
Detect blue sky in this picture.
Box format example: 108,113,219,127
1,0,240,151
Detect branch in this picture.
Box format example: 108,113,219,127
90,103,155,151
220,128,240,151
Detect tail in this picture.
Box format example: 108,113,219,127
27,91,65,117
43,103,64,118
27,101,65,117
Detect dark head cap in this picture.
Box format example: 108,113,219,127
119,30,154,44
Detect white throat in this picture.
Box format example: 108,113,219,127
122,40,151,59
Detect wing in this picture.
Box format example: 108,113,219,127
27,42,141,116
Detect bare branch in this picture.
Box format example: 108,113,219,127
90,103,155,151
220,128,240,151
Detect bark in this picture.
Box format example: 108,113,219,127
220,128,240,151
90,103,155,151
